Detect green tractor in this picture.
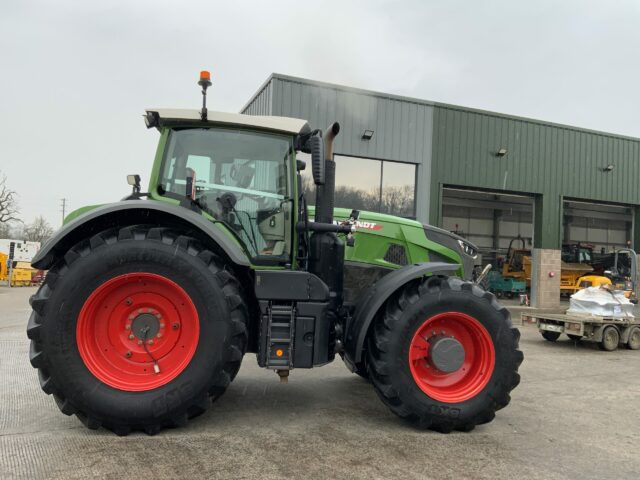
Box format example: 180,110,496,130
28,71,522,435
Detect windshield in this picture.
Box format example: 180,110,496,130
159,128,294,261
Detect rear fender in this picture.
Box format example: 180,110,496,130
31,200,250,269
342,262,460,370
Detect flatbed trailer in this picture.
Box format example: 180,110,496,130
521,312,640,351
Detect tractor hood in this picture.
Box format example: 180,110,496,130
308,207,469,277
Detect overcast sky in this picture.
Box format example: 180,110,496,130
1,0,639,228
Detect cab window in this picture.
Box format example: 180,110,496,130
159,128,293,263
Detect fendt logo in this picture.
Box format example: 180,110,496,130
355,220,383,231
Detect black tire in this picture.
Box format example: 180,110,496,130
340,353,369,381
366,276,523,432
353,365,369,380
599,326,619,351
27,226,248,435
627,326,640,350
541,331,561,342
567,334,582,342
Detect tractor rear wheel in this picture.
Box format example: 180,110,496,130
27,226,248,435
366,276,522,432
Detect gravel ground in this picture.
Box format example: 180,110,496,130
1,286,639,479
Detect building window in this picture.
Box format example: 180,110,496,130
380,160,416,218
299,153,416,218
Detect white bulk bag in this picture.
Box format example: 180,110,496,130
567,287,635,318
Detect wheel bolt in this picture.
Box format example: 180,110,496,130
157,333,162,338
172,323,180,330
137,340,143,345
125,324,131,330
128,334,135,340
156,314,162,319
148,340,154,345
125,351,132,358
160,323,165,329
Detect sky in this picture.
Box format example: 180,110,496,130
1,0,639,228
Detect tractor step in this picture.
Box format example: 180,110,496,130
256,298,333,370
260,302,296,369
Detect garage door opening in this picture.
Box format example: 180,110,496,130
441,187,534,269
563,199,632,254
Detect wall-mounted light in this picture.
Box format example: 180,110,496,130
362,129,374,140
601,164,614,172
496,148,508,157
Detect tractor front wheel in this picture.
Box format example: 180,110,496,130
366,276,522,432
27,226,248,435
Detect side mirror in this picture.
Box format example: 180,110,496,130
307,133,325,186
127,174,141,194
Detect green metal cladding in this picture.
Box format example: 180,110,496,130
430,105,640,248
244,74,640,250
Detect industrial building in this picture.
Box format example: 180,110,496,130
242,74,640,308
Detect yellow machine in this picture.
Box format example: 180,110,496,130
0,253,36,286
501,237,532,287
11,261,35,286
571,249,637,299
0,252,7,280
560,262,595,295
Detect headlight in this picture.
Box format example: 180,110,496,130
457,239,477,259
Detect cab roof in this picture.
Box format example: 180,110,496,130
145,108,310,136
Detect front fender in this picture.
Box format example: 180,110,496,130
32,200,250,269
342,262,460,370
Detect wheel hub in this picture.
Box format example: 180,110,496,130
429,336,465,373
131,313,160,340
409,312,496,403
76,273,200,392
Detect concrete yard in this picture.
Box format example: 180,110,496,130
1,286,639,480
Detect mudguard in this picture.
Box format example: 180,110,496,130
31,200,251,269
342,262,460,370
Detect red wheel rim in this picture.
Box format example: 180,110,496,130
409,312,495,403
76,273,199,392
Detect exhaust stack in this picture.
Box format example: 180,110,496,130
314,122,340,224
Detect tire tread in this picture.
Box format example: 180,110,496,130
366,275,523,433
27,225,249,435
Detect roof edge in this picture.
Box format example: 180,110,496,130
255,73,640,143
239,74,276,114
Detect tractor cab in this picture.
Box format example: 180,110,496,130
141,100,324,270
155,123,297,263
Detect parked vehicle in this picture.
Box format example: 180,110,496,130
27,71,522,435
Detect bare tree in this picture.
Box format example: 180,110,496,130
0,221,10,238
301,174,415,217
23,216,54,243
0,172,20,225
